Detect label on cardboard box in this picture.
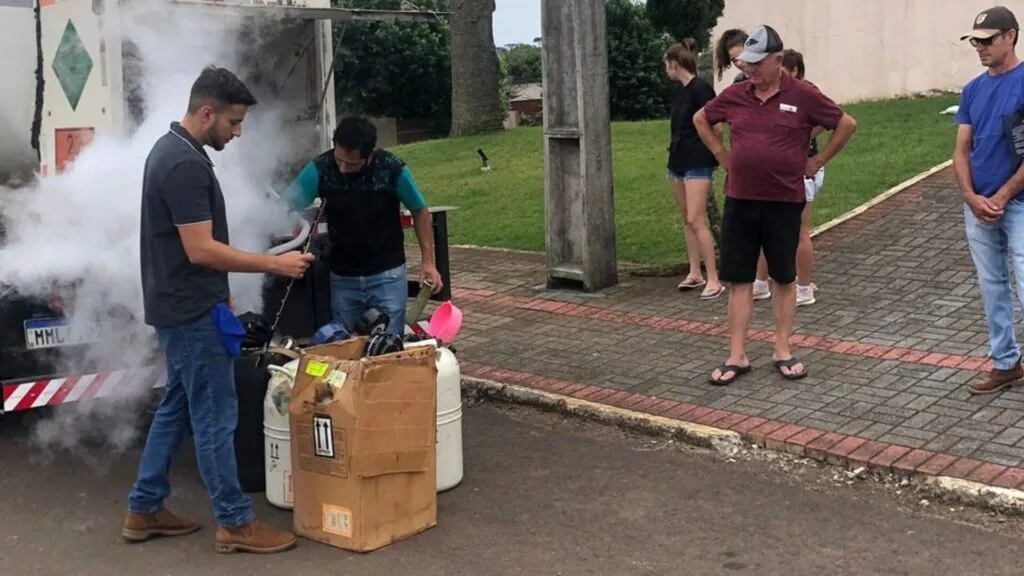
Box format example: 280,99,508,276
305,360,329,377
294,415,349,478
325,369,347,388
322,504,353,538
312,415,335,458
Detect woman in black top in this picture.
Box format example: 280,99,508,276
664,38,724,299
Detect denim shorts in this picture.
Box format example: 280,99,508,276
804,167,825,202
667,167,715,181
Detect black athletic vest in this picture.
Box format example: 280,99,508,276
312,149,407,277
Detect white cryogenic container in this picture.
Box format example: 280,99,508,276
406,338,464,492
264,357,300,510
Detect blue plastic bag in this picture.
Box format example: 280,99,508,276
210,302,246,358
310,321,351,345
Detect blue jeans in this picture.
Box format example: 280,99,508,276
127,313,254,527
964,199,1024,370
667,167,715,181
330,263,408,337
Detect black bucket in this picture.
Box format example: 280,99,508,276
232,311,305,494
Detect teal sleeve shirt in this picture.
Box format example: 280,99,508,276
283,162,427,212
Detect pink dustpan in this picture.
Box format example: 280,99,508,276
427,301,463,343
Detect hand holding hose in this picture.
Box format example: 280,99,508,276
271,251,315,279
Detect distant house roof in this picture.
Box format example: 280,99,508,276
510,82,543,102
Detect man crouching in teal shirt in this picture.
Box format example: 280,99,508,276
283,115,443,336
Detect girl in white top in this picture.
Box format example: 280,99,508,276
752,49,823,306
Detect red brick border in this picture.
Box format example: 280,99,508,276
461,361,1024,490
453,288,992,373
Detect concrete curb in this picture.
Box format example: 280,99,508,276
448,244,651,272
809,159,952,238
462,377,743,455
449,244,542,256
921,476,1024,514
463,374,1024,515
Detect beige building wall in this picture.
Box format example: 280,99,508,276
710,0,1024,103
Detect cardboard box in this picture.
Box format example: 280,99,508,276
289,338,438,552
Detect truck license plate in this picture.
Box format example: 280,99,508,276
23,317,108,350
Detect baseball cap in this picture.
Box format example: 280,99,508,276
737,25,784,63
961,6,1019,41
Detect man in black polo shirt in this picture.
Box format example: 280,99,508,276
124,66,312,554
284,115,442,336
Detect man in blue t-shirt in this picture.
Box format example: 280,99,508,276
282,116,442,337
954,6,1024,395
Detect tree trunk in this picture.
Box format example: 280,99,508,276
449,0,502,136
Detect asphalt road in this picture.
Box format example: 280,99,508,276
2,400,1024,576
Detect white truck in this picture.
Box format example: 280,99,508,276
0,0,446,415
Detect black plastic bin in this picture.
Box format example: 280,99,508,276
231,231,332,494
259,232,332,343
233,352,270,493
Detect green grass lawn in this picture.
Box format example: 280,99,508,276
395,93,959,266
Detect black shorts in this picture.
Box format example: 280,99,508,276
719,197,805,284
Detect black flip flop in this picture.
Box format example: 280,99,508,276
774,357,808,380
709,363,752,386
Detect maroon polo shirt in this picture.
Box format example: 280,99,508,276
702,73,844,203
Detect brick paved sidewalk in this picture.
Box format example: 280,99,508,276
411,168,1024,489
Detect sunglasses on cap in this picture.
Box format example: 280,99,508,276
970,30,1011,47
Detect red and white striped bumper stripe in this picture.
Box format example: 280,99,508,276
2,366,165,413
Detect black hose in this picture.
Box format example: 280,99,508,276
31,0,44,162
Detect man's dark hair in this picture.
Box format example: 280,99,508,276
187,65,257,113
333,116,377,158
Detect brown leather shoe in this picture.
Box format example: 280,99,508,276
969,361,1024,395
122,509,201,542
214,520,297,554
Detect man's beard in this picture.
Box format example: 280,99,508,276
203,128,226,151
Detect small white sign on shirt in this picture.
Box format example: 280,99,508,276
780,103,798,113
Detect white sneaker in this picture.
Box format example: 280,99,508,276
753,280,771,300
796,284,816,307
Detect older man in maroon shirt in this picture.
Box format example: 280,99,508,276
694,25,857,385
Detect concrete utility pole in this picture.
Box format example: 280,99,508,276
540,0,617,292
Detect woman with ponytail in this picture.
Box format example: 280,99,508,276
664,39,724,299
714,29,749,84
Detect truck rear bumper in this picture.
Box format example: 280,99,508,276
1,366,164,414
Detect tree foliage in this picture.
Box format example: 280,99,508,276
322,0,724,135
639,0,725,252
645,0,726,47
501,43,542,85
330,0,452,133
605,0,673,121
